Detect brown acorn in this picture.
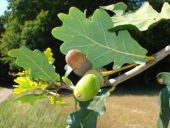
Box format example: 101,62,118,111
65,49,91,76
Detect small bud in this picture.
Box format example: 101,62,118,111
65,49,91,76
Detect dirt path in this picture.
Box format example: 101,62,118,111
0,88,12,103
97,94,160,128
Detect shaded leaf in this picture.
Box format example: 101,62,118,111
8,46,60,84
157,87,170,128
67,90,110,128
67,101,98,128
88,90,110,116
157,72,170,92
16,94,46,105
112,2,170,31
52,7,148,69
156,72,170,128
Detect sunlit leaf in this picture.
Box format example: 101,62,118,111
11,69,31,77
100,2,127,15
112,2,170,31
8,46,60,84
52,7,148,69
49,96,65,105
43,47,55,64
13,76,48,94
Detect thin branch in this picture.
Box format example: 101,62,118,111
60,44,170,91
101,64,137,76
108,44,170,87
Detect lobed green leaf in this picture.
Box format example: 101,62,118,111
112,2,170,31
52,7,148,69
8,46,60,84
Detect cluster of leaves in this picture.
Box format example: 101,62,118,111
52,2,170,69
9,47,65,105
13,69,48,94
52,2,170,128
8,2,170,128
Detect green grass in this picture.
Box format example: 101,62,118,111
0,89,162,128
0,95,71,128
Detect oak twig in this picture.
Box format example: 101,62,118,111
60,44,170,91
108,44,170,87
101,64,137,76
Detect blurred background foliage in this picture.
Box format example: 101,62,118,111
0,0,170,89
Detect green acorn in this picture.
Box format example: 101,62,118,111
74,70,104,101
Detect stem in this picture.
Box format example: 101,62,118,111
109,86,116,92
48,91,58,96
145,56,155,61
108,44,170,87
101,64,138,76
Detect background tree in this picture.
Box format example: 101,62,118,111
0,0,170,88
0,0,123,66
0,0,122,86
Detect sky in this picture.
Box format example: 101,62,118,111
0,0,8,16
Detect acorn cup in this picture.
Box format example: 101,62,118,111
65,49,91,76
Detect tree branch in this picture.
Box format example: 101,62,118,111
60,44,170,91
108,44,170,86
